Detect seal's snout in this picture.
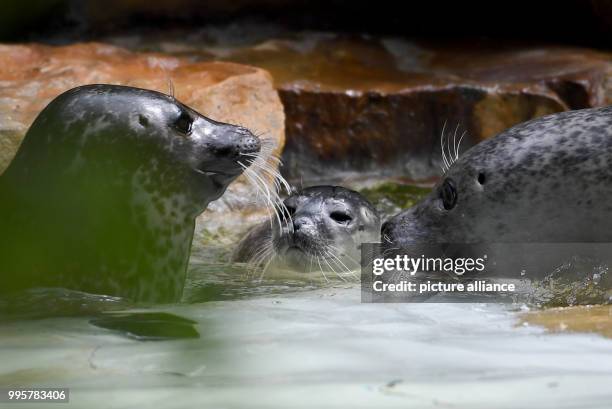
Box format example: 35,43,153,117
293,217,314,232
381,220,395,244
237,134,261,155
380,218,405,257
288,216,321,255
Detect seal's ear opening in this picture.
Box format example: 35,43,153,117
478,172,486,185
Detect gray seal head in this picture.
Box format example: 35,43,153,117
381,105,612,255
0,84,261,302
233,185,380,278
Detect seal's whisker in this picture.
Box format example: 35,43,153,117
315,254,330,283
329,244,361,265
455,130,467,161
329,245,361,278
252,154,291,194
244,144,291,194
166,77,175,98
247,252,268,275
446,124,457,171
249,160,285,194
247,237,275,273
239,163,268,209
381,245,400,258
321,252,347,282
259,137,276,147
239,162,278,233
257,254,276,282
260,160,289,191
325,248,360,281
243,155,294,232
323,249,355,280
247,164,294,235
247,240,274,272
243,165,283,233
440,121,450,173
452,123,459,164
326,244,358,266
440,122,468,173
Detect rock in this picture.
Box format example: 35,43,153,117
521,305,612,339
270,39,612,182
0,42,285,240
108,31,612,183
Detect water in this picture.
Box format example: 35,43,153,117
1,250,612,408
1,184,611,408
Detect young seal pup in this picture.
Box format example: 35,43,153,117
0,84,262,302
233,186,380,279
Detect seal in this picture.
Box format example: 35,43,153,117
381,106,612,254
233,186,380,279
0,84,261,302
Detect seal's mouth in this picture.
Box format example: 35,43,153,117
286,244,303,253
282,234,324,257
191,166,244,203
194,160,245,180
194,168,235,177
197,170,228,177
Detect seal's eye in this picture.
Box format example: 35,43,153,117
330,211,352,224
440,178,457,210
173,110,193,135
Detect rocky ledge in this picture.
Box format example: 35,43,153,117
0,42,285,238
111,31,612,183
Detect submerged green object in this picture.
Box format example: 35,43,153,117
0,84,260,302
90,312,200,340
359,182,431,218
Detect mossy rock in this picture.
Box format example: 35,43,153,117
359,182,431,219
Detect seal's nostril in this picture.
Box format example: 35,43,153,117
293,218,308,232
380,221,393,243
237,135,261,154
381,221,389,233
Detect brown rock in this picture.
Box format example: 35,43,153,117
521,305,612,339
270,39,612,182
0,42,285,238
109,32,612,183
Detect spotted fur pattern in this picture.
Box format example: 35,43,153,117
382,106,612,249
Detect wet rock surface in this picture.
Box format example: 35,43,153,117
0,42,285,237
521,305,612,339
107,31,612,182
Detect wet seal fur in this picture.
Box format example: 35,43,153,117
0,84,260,302
382,106,612,253
233,186,380,279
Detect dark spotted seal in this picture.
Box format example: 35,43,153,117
0,84,260,302
233,186,380,279
381,106,612,253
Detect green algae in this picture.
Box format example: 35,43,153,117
359,182,431,218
